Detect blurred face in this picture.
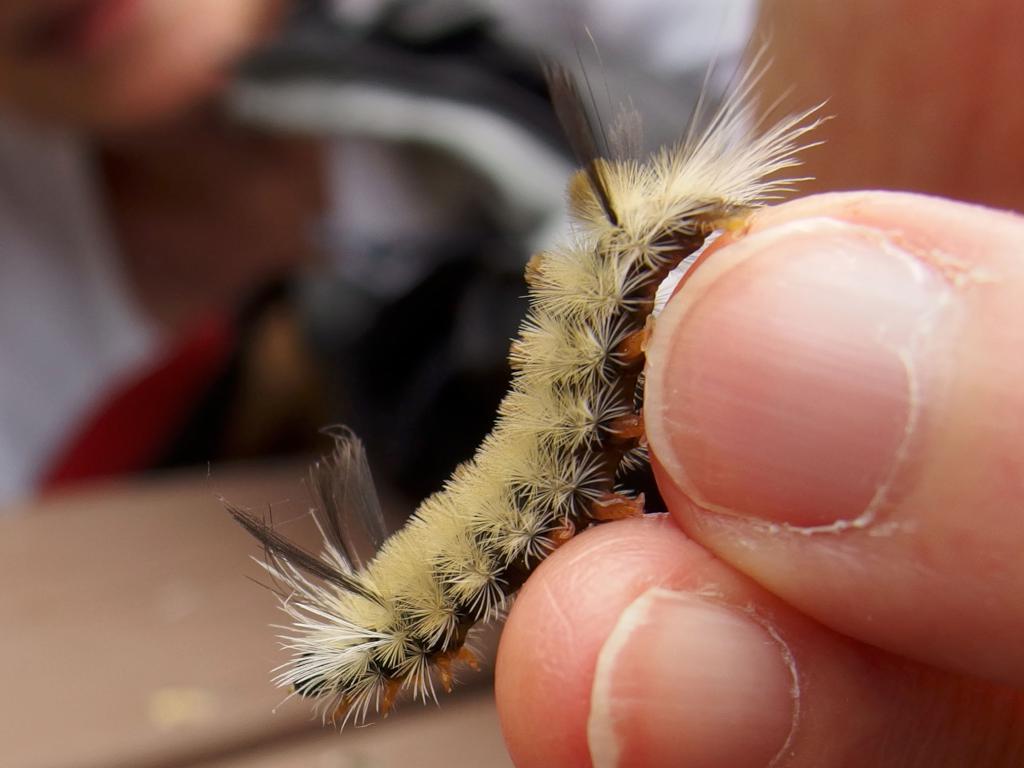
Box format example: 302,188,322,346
0,0,288,129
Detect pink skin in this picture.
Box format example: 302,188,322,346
0,1,319,330
495,192,1024,767
1,3,1019,763
0,0,288,129
498,2,1024,762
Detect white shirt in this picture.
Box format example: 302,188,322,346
0,118,156,509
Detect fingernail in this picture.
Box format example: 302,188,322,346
588,588,795,768
646,218,951,527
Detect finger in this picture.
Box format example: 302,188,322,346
495,516,1024,768
645,190,1024,685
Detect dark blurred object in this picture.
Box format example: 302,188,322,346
163,0,717,504
239,0,566,150
158,2,575,504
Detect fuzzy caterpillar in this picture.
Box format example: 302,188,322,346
229,59,822,727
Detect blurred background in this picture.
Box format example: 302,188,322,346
0,0,1021,766
0,0,757,511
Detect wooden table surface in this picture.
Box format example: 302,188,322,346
0,463,513,768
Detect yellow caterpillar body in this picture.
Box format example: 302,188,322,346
230,60,821,727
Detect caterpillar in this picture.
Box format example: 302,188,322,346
229,56,822,727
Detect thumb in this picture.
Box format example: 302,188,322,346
645,191,1024,684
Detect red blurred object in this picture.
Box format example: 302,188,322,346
42,314,234,489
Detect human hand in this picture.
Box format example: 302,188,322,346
495,191,1024,767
